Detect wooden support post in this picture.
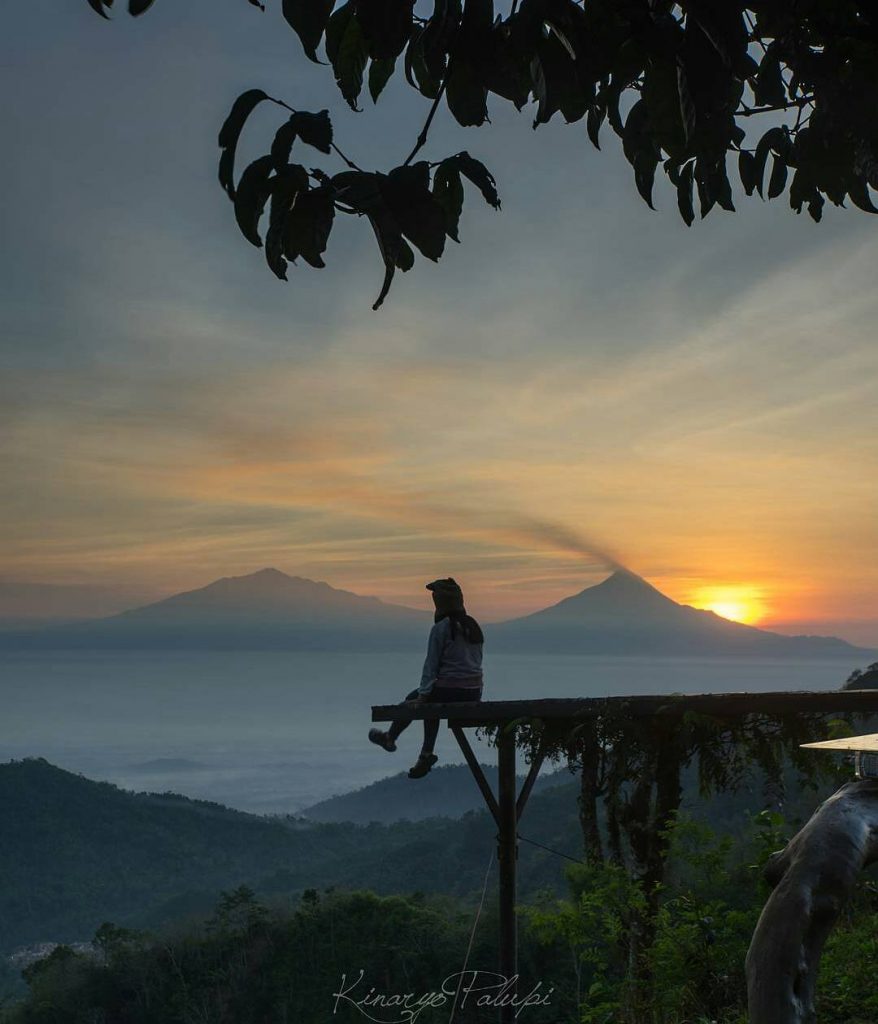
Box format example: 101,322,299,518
497,725,517,1024
450,723,500,825
446,719,546,1022
516,741,546,820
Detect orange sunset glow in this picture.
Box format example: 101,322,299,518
688,586,767,625
1,9,877,649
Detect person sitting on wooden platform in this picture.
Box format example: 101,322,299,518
369,577,484,779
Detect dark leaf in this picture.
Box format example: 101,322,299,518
807,193,824,223
366,205,405,310
683,0,749,75
642,59,686,159
331,169,383,210
357,0,415,60
395,237,415,272
271,119,299,173
282,0,336,62
605,38,647,136
586,104,605,150
87,0,111,18
767,155,787,199
738,150,757,195
788,166,812,216
421,0,461,83
265,165,310,279
381,163,447,260
218,89,269,199
290,110,333,153
432,162,464,241
461,0,493,37
453,152,501,209
622,99,648,167
676,58,696,146
405,30,442,98
753,126,786,198
233,155,275,247
530,32,590,127
330,170,415,307
480,24,531,109
712,163,735,212
754,48,786,108
327,3,369,109
129,0,156,14
847,177,878,214
369,57,396,102
284,189,337,267
325,0,352,65
633,151,658,210
623,100,660,209
446,59,489,127
695,162,715,218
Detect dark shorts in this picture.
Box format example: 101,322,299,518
405,683,483,703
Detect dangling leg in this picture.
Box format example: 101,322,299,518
409,695,439,779
369,689,419,751
388,689,421,742
421,718,440,756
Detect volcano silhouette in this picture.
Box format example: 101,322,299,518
489,570,865,658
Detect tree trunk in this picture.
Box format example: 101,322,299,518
622,735,684,1021
577,723,604,863
746,779,878,1024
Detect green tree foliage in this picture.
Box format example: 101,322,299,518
5,812,876,1024
0,758,577,954
2,889,571,1024
523,809,878,1024
493,703,858,1017
84,1,878,306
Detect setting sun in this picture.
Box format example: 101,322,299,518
689,586,766,625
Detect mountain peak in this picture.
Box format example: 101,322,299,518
95,567,427,637
597,569,653,590
568,569,674,606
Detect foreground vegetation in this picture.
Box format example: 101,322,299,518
3,806,876,1024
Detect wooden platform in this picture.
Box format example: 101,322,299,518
369,687,878,1023
371,689,878,728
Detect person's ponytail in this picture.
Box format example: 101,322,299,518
447,610,484,644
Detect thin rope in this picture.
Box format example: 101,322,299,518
448,847,495,1024
517,833,581,864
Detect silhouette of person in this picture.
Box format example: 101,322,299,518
369,577,484,778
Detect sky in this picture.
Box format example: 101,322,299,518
2,3,877,643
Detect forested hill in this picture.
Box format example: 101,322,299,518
0,759,580,955
301,763,571,823
0,755,841,962
0,758,344,952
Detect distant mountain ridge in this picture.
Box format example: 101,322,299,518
1,567,871,658
490,569,867,657
0,568,426,651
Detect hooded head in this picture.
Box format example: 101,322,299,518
426,577,465,616
425,577,484,644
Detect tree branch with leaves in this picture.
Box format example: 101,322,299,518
86,0,878,305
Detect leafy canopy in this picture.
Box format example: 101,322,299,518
88,1,878,306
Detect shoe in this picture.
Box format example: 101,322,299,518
369,728,397,752
408,753,438,779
